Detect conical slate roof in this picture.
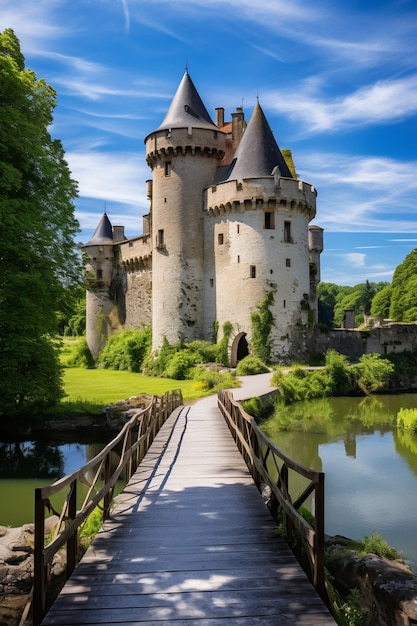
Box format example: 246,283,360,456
152,71,219,133
225,102,293,181
84,212,113,246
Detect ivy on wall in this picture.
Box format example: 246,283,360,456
250,291,275,363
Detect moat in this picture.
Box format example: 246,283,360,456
1,392,417,571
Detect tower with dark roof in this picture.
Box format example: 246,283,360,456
145,71,226,349
83,72,323,362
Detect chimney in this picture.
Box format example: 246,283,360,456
113,225,125,243
215,107,225,128
231,106,245,149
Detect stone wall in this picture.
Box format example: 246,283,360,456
314,324,417,361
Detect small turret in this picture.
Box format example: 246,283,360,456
82,212,115,358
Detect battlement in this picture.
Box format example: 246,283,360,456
205,176,316,220
145,127,225,166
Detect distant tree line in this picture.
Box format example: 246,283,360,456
317,248,417,327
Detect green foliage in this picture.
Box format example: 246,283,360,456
165,350,198,380
325,350,353,395
192,368,238,393
216,321,233,366
319,281,389,328
397,408,417,431
0,29,80,417
241,396,265,419
271,350,393,405
350,531,401,561
97,328,151,372
185,340,219,363
250,291,274,362
328,586,368,626
62,337,95,369
351,353,394,395
236,356,269,376
389,248,417,322
370,284,392,318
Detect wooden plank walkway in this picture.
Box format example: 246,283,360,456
41,390,336,625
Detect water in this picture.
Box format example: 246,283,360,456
0,441,107,527
262,393,417,571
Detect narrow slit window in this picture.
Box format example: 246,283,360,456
286,258,291,267
164,162,171,176
218,233,224,245
250,265,256,278
264,211,275,229
96,269,103,280
157,229,164,246
284,221,292,243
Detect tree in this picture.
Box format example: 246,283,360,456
317,282,339,327
370,284,392,319
389,249,417,322
0,29,80,417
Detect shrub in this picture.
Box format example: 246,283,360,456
236,356,269,376
64,337,95,369
192,367,237,392
352,353,394,395
97,327,151,372
325,349,352,395
241,396,265,419
397,408,417,431
165,351,198,380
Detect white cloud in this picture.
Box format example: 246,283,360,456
264,74,417,133
345,253,366,268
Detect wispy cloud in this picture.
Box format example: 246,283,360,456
264,74,417,133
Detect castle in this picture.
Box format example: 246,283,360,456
83,71,323,364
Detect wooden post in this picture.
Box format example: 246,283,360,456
314,473,326,601
67,481,77,577
33,488,46,626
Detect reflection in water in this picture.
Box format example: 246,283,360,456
0,442,65,479
262,393,417,572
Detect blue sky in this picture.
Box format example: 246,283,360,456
2,0,417,286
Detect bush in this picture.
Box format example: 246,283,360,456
165,351,198,380
325,349,352,395
241,396,265,419
63,337,95,369
192,367,237,393
397,408,417,431
97,327,151,372
236,356,269,376
352,353,394,395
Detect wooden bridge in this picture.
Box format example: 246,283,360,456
36,378,336,625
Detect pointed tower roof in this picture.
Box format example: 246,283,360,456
84,212,113,246
152,71,219,133
225,102,293,181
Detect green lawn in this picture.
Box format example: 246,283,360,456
62,367,205,405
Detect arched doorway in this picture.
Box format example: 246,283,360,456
230,332,249,367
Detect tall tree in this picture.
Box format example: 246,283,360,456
0,29,80,417
389,249,417,322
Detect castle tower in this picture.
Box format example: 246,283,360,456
82,212,115,358
145,71,226,351
205,102,318,362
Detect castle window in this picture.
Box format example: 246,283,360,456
264,211,275,229
284,221,292,243
165,162,171,176
283,300,286,308
96,269,103,280
286,258,291,267
218,233,224,245
237,224,240,234
156,229,165,249
237,255,240,263
210,278,214,287
250,265,256,278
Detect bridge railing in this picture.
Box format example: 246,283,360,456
217,389,326,601
31,389,183,626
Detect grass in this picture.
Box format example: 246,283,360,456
62,367,213,406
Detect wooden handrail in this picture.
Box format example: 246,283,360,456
217,389,326,602
31,390,183,626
